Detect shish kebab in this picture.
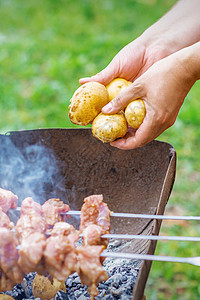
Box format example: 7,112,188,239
1,187,200,300
6,189,200,266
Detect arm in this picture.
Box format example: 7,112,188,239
79,0,200,86
105,42,200,150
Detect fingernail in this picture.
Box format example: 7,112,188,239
79,77,90,83
102,102,113,113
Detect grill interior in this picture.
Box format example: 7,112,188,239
0,128,176,300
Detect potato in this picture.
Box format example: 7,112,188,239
92,112,128,143
69,82,109,125
32,274,66,300
106,78,132,101
0,296,15,300
125,99,146,129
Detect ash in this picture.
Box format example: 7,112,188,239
1,240,141,300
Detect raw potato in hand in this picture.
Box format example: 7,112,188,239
125,99,146,129
106,78,132,101
69,82,109,125
92,112,128,143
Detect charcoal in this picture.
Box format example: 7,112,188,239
56,291,71,300
1,245,140,300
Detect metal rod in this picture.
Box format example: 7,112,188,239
101,234,200,242
13,208,200,221
64,210,200,221
101,251,200,267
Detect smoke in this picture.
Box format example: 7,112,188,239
0,136,62,205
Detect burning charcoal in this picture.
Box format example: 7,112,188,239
56,290,71,300
76,295,88,300
110,286,122,297
2,284,26,299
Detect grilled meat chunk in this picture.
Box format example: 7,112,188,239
18,232,46,274
42,198,70,226
77,245,108,299
0,228,24,284
15,213,48,241
80,194,111,233
20,197,42,216
81,223,109,247
0,188,18,213
44,222,79,281
0,207,14,229
15,197,48,241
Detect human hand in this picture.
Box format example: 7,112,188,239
101,47,198,150
79,37,170,86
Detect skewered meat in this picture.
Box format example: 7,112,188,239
0,208,14,229
20,197,42,216
44,222,79,281
0,188,18,213
0,228,24,285
80,194,111,233
18,232,46,274
42,198,70,226
80,195,110,248
81,223,109,248
15,211,48,241
77,245,108,299
15,197,48,241
0,194,110,299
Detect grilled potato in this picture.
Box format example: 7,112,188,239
125,99,146,129
92,111,128,143
69,82,109,125
32,274,66,300
106,78,132,101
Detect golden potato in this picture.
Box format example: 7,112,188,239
32,274,66,300
69,82,109,125
125,99,146,129
92,112,128,143
106,78,132,101
0,296,15,300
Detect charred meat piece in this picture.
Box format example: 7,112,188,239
42,198,70,226
0,188,18,213
44,222,79,281
18,232,46,274
0,207,14,229
80,194,111,233
77,245,108,300
0,228,24,284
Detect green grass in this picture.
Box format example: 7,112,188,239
0,0,200,299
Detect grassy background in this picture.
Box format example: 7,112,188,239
0,0,200,299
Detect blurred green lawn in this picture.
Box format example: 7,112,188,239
0,0,199,299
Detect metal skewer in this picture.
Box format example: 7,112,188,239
15,244,200,266
13,207,200,221
101,252,200,267
100,233,200,242
64,210,200,221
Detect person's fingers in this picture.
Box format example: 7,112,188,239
79,61,119,86
102,82,144,114
110,113,159,150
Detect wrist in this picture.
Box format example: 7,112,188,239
177,42,200,82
